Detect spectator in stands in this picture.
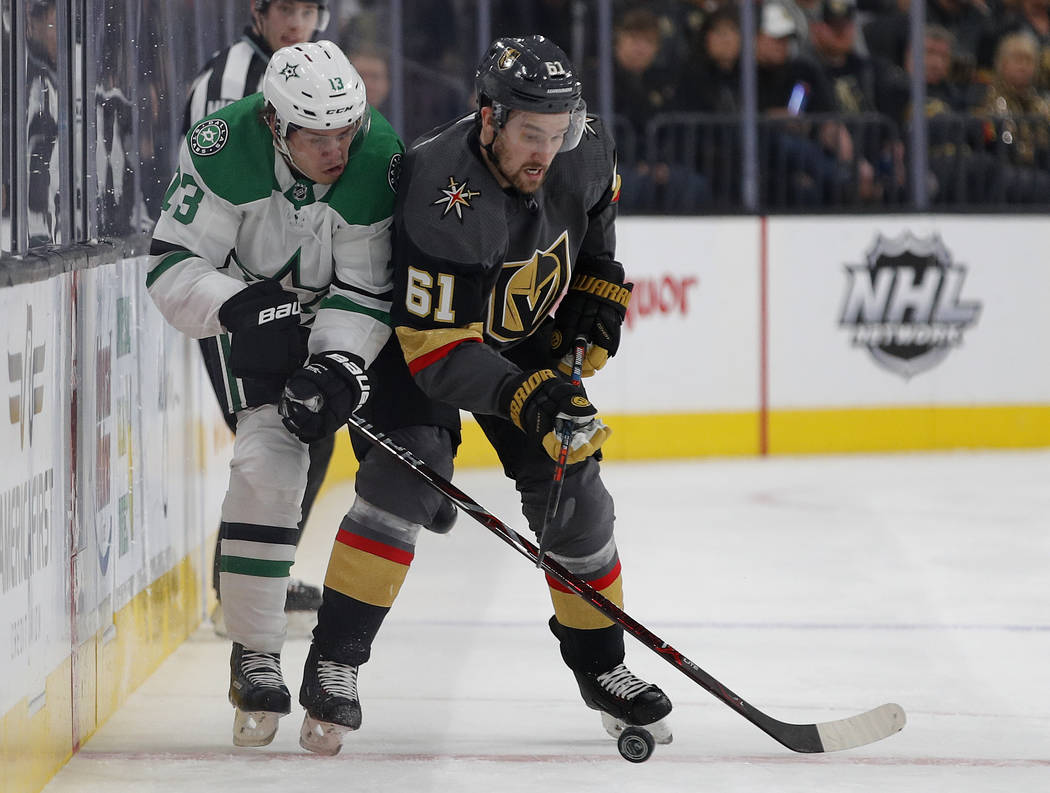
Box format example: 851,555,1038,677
810,0,902,199
811,0,880,111
991,0,1050,93
974,31,1050,190
880,25,1004,204
678,5,742,114
612,7,708,212
863,0,999,82
675,5,744,206
755,2,871,205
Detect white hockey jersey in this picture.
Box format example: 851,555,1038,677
147,93,404,368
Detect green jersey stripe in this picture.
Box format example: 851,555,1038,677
146,250,196,288
220,555,294,578
320,294,392,325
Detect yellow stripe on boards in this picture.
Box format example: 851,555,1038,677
768,405,1050,454
0,553,202,793
0,657,73,793
322,405,1050,479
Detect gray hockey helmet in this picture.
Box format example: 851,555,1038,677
475,35,586,152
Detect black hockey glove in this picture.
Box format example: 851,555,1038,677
279,351,370,443
551,260,633,377
499,368,610,464
217,280,305,379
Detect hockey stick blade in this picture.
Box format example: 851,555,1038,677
345,415,907,753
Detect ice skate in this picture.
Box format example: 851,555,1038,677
228,642,291,747
299,644,361,755
574,662,673,745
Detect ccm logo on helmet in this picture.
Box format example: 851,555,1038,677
258,302,300,325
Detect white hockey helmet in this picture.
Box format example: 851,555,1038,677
263,40,368,139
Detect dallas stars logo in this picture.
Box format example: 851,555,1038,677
433,176,480,221
190,119,229,156
279,61,300,81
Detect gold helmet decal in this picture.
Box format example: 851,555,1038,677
497,47,521,71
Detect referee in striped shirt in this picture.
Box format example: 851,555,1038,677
182,0,331,133
183,0,333,628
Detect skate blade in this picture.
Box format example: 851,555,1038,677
601,711,673,745
233,709,283,747
299,714,355,756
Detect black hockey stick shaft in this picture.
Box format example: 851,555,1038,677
344,415,905,753
535,335,587,566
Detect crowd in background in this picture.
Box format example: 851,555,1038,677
329,0,1050,211
598,0,1050,210
8,0,1050,258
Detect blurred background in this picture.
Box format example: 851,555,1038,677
5,0,1050,258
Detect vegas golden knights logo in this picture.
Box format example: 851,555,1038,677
497,48,521,71
487,230,570,342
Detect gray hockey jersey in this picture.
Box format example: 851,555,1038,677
391,113,622,415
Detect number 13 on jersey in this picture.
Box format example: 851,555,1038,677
405,266,456,323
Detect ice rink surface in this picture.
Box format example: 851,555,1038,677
43,449,1050,792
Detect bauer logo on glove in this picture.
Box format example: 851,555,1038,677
279,351,370,443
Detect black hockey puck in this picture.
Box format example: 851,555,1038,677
617,727,655,763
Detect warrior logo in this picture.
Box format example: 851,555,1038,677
8,306,46,450
488,230,570,342
498,48,521,71
433,176,480,221
190,119,229,156
839,232,981,378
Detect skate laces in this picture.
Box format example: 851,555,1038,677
317,659,359,699
596,664,651,700
240,649,286,688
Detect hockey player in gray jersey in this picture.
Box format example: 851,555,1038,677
148,40,457,748
184,0,334,632
296,35,672,755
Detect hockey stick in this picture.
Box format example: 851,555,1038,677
344,415,906,753
535,335,588,566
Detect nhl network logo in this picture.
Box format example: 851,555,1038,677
8,305,46,448
839,232,981,379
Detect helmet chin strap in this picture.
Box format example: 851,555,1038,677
271,121,310,180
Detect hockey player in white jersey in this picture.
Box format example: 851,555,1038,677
184,0,335,635
148,40,457,748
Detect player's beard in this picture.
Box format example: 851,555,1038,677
489,136,546,195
